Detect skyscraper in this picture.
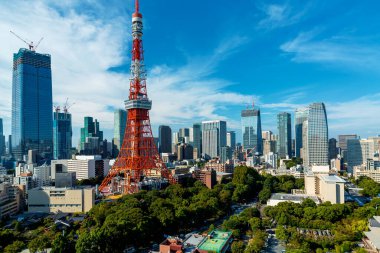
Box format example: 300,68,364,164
338,134,357,158
12,48,53,161
113,109,127,155
226,131,236,150
53,109,72,159
241,107,262,154
202,120,227,159
302,103,329,167
277,112,292,158
158,125,172,153
192,123,202,157
80,117,103,154
328,138,338,161
295,107,308,158
0,118,5,156
347,138,375,170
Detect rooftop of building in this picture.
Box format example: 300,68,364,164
370,216,380,228
216,172,233,176
30,186,93,191
183,233,206,253
319,174,346,183
364,227,380,250
270,193,320,202
197,230,232,253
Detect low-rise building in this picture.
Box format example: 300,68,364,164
159,230,232,253
28,187,94,213
305,172,345,204
193,169,217,189
353,158,380,183
51,155,110,180
205,159,234,173
0,183,21,218
197,230,233,253
363,216,380,252
267,193,320,206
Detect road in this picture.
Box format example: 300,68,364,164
264,235,285,253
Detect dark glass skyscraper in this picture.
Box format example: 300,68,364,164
277,112,292,158
12,49,53,161
241,107,262,154
192,123,202,157
0,118,5,156
295,107,308,158
158,125,172,153
53,110,72,159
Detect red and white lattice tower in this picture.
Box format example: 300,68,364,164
99,0,173,195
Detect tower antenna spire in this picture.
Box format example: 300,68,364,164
135,0,139,13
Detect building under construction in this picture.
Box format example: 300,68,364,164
98,0,173,196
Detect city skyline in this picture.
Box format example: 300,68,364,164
0,1,380,144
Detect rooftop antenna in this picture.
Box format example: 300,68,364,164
10,30,43,52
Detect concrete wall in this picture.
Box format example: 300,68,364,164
28,187,94,213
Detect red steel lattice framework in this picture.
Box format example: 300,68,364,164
99,0,173,195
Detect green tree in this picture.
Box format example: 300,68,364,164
28,235,50,253
4,241,25,253
231,241,246,253
258,188,272,203
249,217,262,232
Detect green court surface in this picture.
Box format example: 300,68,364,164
198,230,232,253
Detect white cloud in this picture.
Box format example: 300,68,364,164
258,3,309,29
0,1,130,140
280,30,380,68
0,1,256,143
326,93,380,136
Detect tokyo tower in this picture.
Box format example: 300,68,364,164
99,0,172,195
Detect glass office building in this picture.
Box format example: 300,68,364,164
192,123,202,157
0,118,5,156
241,108,262,154
113,109,127,155
295,107,308,158
202,120,227,159
53,111,72,159
12,49,53,161
277,112,292,158
303,103,329,166
158,125,172,153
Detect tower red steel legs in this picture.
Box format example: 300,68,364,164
99,0,172,195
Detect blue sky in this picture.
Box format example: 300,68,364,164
0,0,380,145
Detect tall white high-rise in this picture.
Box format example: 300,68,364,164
202,120,227,159
302,103,329,167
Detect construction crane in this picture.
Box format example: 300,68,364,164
10,31,43,52
54,105,61,113
63,98,75,113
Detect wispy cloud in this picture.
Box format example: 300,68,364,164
257,2,309,30
280,30,380,69
326,93,380,136
0,1,255,142
0,0,129,139
148,35,257,130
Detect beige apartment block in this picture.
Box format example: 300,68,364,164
28,187,94,213
305,172,345,204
